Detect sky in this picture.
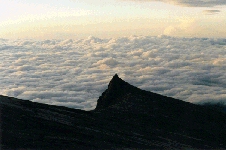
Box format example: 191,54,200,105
0,0,226,39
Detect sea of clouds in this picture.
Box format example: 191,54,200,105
1,35,226,110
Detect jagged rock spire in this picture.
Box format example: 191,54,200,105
95,74,140,110
113,73,118,78
95,74,125,110
108,74,124,89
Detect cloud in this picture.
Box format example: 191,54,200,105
1,36,226,110
16,65,36,71
164,18,196,36
97,58,119,66
202,10,221,15
93,58,121,69
212,58,226,66
125,0,226,7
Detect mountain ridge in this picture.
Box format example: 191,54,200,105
1,74,226,149
95,74,199,112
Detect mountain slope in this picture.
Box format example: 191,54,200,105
1,74,226,149
95,74,226,148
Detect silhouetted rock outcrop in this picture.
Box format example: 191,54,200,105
0,75,226,149
95,74,141,110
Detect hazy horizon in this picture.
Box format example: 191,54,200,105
1,0,226,39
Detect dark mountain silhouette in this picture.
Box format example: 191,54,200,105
0,74,226,149
201,101,226,113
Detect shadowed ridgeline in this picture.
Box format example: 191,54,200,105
0,74,226,149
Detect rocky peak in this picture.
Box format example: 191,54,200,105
95,74,146,111
107,74,127,91
95,74,129,110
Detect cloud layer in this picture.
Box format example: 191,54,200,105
202,10,221,15
1,35,226,110
127,0,226,7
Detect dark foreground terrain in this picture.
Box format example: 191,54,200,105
0,74,226,149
